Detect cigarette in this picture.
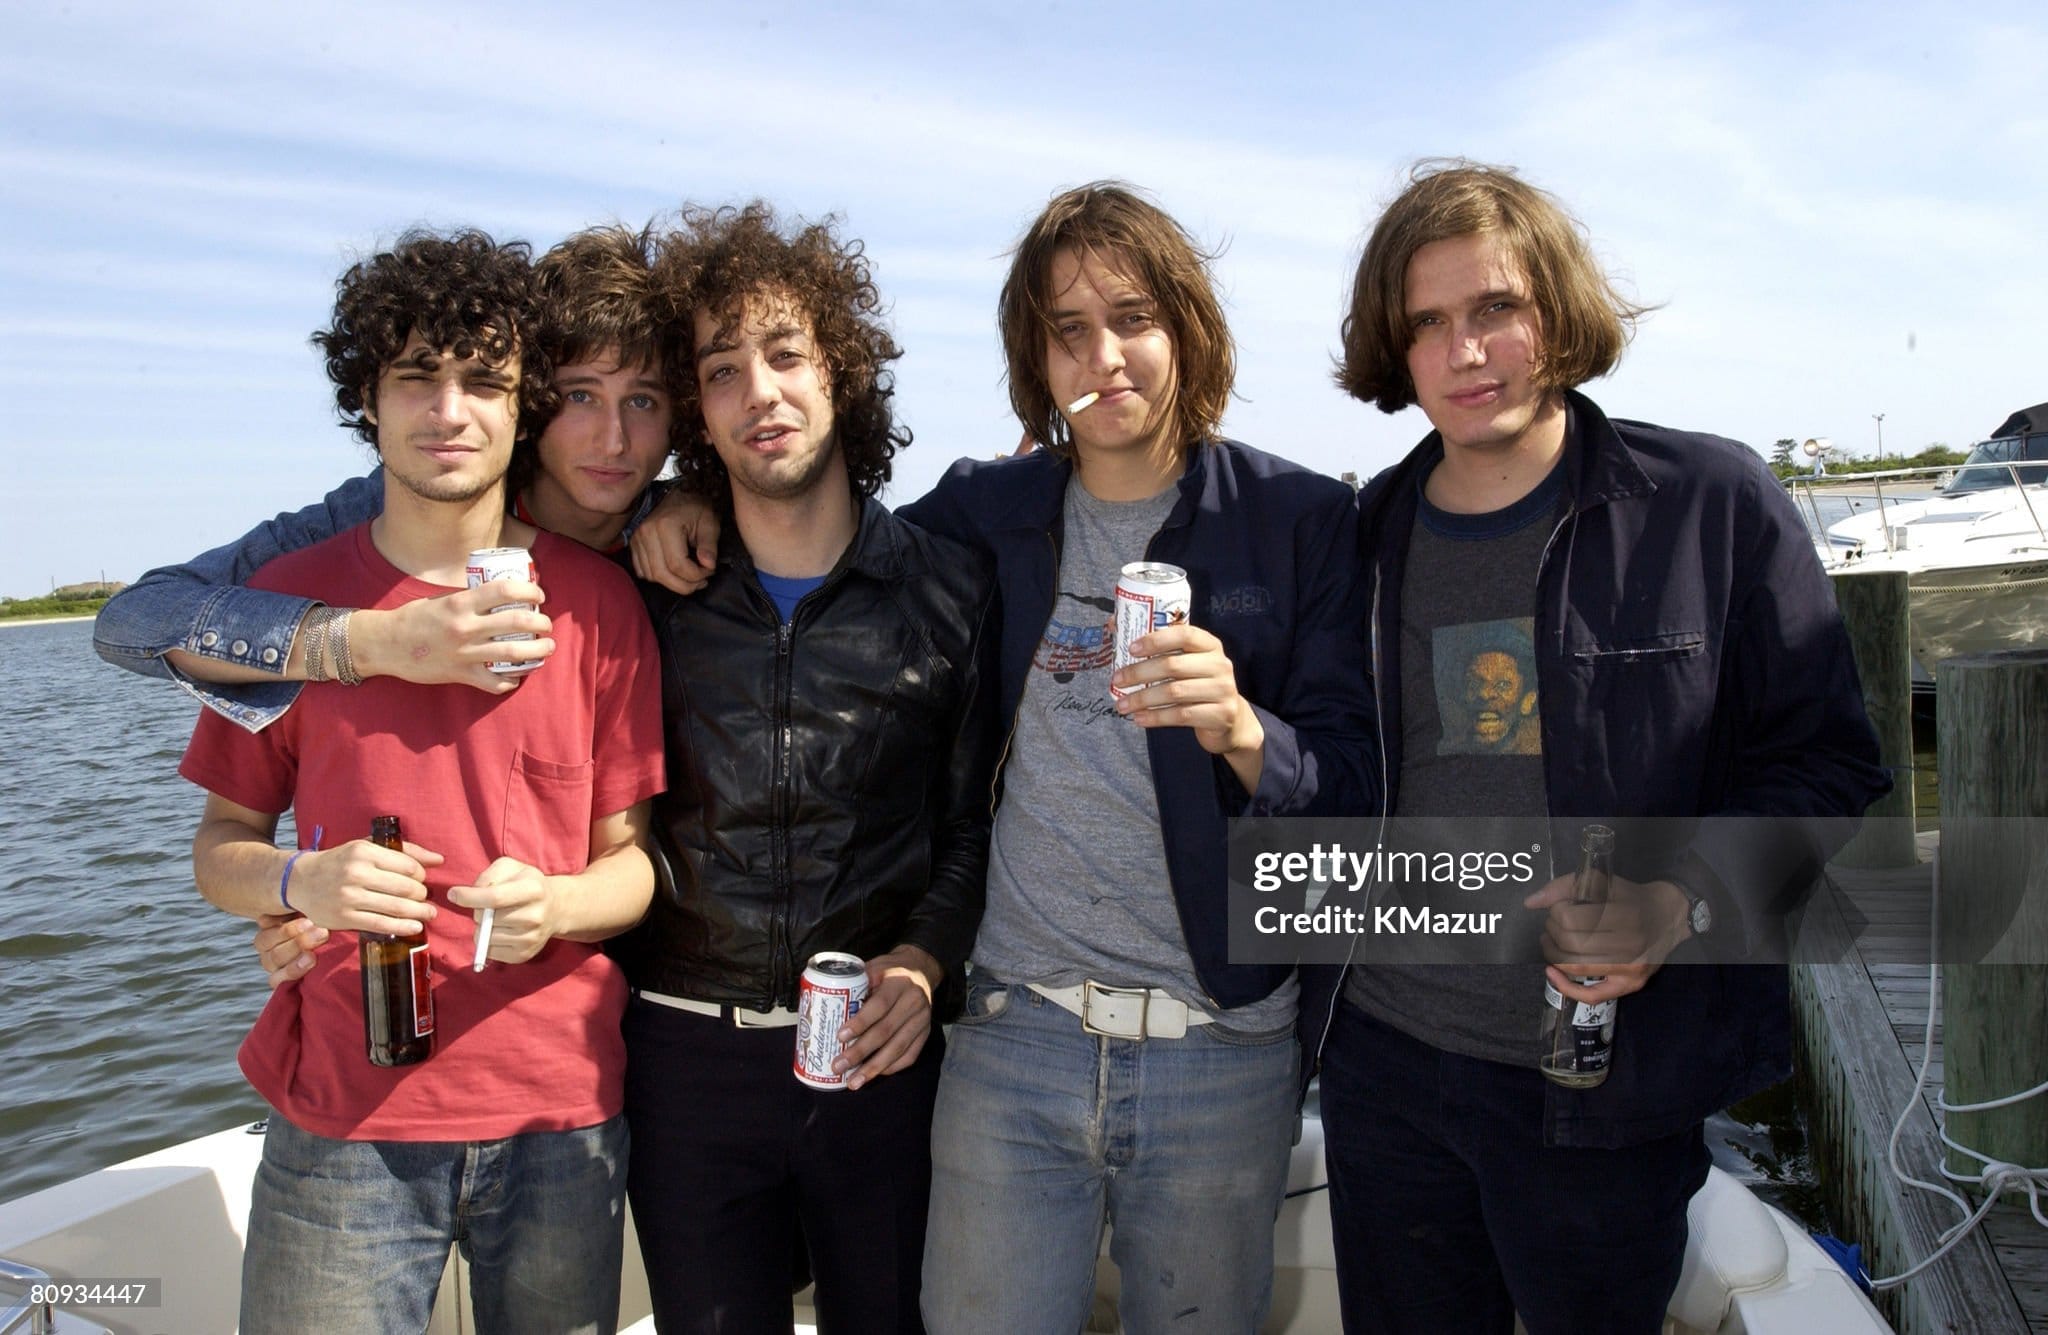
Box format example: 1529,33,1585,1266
472,908,494,972
1065,391,1100,415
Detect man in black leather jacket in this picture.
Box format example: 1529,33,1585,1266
607,202,998,1335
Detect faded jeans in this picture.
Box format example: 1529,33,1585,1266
921,978,1298,1334
239,1109,629,1334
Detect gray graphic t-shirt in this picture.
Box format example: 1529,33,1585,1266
974,477,1296,1031
1346,460,1563,1065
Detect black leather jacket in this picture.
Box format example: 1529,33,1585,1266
610,497,999,1010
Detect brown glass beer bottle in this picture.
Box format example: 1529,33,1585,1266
362,815,435,1066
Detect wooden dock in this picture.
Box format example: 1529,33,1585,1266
1793,837,2047,1333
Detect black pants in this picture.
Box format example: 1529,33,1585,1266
622,996,941,1334
1320,1001,1709,1335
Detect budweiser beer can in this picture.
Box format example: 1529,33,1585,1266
793,952,869,1090
1111,562,1192,699
465,547,541,675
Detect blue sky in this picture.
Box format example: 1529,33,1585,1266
4,0,2044,597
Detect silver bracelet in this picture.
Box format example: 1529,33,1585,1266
302,606,331,683
331,609,363,686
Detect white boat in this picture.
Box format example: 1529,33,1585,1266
1789,403,2048,688
1,1099,1890,1335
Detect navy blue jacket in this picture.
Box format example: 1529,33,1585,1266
898,439,1376,1010
1313,392,1889,1146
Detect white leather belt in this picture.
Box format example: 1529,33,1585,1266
1028,980,1213,1040
637,989,801,1028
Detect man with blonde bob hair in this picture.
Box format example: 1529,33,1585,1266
1306,161,1886,1333
1336,162,1642,414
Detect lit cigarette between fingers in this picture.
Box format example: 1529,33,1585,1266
472,908,494,972
1065,391,1100,415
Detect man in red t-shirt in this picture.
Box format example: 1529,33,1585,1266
177,229,664,1335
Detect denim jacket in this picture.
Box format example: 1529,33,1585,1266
91,470,657,731
93,472,387,731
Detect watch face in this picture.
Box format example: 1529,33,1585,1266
1689,897,1713,935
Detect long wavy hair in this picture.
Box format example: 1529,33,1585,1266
998,181,1235,458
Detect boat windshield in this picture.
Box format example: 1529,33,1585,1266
1942,434,2048,495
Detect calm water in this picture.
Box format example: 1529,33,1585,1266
0,618,1906,1229
0,620,271,1205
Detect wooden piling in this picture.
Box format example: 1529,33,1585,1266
1936,649,2048,1181
1831,569,1918,868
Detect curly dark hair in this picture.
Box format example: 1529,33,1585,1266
999,181,1235,460
313,229,551,453
651,202,907,505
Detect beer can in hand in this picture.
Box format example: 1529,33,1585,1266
1111,562,1192,700
465,546,541,675
794,952,869,1090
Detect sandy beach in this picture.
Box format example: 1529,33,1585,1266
0,614,97,629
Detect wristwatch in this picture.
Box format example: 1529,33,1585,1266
1681,886,1713,938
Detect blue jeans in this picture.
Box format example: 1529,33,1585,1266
239,1110,629,1334
1319,1002,1708,1335
922,979,1298,1334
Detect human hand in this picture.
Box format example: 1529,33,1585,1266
833,945,941,1090
285,839,441,936
629,490,719,595
1111,624,1265,761
352,581,554,691
252,912,328,989
1524,873,1693,1004
446,858,555,965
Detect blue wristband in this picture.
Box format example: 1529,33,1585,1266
280,850,312,913
279,824,324,915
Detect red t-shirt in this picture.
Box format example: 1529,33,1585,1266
179,525,664,1141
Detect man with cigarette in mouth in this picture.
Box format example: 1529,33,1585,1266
635,181,1375,1333
1308,161,1887,1333
173,229,665,1334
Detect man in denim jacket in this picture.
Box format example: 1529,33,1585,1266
93,224,678,731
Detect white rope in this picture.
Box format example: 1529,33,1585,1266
1863,956,2048,1289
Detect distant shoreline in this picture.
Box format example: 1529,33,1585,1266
0,614,96,629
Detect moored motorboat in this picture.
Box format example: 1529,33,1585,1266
1788,403,2048,690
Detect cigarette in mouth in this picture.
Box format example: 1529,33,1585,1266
1065,391,1100,415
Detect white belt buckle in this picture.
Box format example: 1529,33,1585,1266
1080,980,1153,1040
732,1006,797,1029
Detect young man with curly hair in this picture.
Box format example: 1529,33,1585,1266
94,224,680,724
611,201,997,1333
1312,162,1887,1333
174,229,665,1333
635,183,1374,1333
